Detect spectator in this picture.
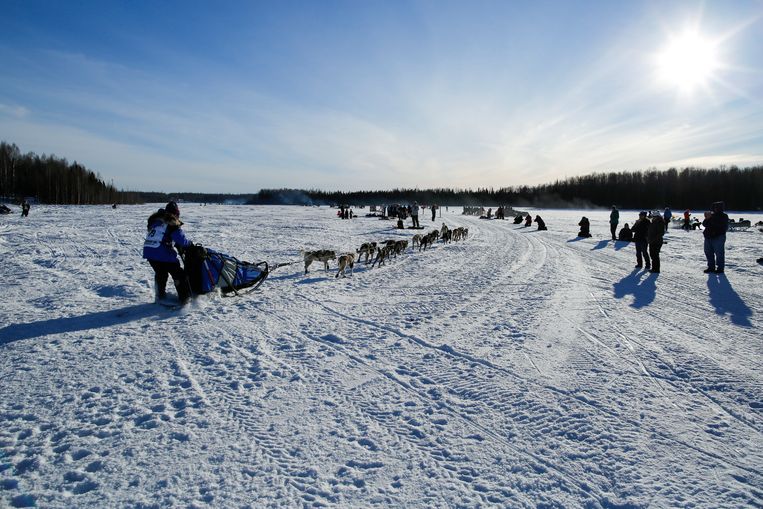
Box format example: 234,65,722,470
577,217,591,238
618,223,633,241
647,215,665,273
702,201,729,274
609,206,619,241
663,207,672,232
632,211,650,270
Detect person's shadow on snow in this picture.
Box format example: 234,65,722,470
707,275,753,327
612,269,657,308
0,304,172,345
591,239,610,250
613,240,630,251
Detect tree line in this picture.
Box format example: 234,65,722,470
0,142,143,205
250,167,762,210
2,140,761,210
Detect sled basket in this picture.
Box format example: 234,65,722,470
185,245,269,295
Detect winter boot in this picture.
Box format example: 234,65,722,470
174,276,193,305
154,276,168,302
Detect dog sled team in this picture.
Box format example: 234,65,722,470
302,222,469,278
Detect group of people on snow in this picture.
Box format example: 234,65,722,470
578,201,730,274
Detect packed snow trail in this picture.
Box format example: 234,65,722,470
1,205,761,508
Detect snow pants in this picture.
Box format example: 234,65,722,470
635,240,650,268
412,215,420,228
649,240,663,272
704,235,726,271
610,223,617,240
148,260,191,302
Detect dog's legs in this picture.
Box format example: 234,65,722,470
305,260,310,274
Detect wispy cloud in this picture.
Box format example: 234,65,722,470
0,1,761,192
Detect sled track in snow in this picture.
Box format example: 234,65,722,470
545,235,763,436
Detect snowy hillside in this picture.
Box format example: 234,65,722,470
1,204,761,508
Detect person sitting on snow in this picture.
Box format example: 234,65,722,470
618,223,633,241
577,217,591,237
535,215,547,231
524,214,532,227
143,201,194,304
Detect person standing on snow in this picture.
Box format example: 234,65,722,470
609,205,619,241
647,215,665,273
632,211,650,270
411,202,420,228
143,201,194,304
702,201,729,274
663,207,672,232
431,204,437,221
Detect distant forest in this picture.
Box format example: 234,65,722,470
0,142,143,204
2,141,761,210
249,167,763,210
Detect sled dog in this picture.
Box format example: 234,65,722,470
336,253,355,278
302,249,336,274
356,242,377,264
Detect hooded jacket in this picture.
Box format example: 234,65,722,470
647,216,665,243
632,217,649,242
702,203,729,238
142,209,192,263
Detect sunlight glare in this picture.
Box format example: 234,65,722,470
657,31,719,92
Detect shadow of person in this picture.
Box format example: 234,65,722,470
567,237,584,243
707,275,753,327
613,270,657,308
296,276,332,285
0,303,170,346
613,240,630,251
592,239,610,250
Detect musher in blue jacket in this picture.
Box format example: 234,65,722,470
143,201,193,304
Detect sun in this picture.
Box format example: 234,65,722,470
656,30,719,93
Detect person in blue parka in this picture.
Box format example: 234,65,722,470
143,201,193,304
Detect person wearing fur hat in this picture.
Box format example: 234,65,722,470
142,201,194,304
702,201,729,274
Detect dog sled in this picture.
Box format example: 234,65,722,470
183,244,269,296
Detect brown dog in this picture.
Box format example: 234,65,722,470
356,242,377,264
336,253,355,278
303,249,336,274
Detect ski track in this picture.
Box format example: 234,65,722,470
1,205,762,508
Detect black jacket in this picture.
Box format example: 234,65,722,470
632,218,649,242
647,218,665,243
702,211,729,238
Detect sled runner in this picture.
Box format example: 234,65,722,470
183,244,269,296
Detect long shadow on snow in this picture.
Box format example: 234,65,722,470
566,237,585,243
0,303,172,345
707,275,753,327
612,269,657,308
591,239,610,250
613,240,630,251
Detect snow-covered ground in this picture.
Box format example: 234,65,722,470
1,204,761,508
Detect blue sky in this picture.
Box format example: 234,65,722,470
1,0,762,192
